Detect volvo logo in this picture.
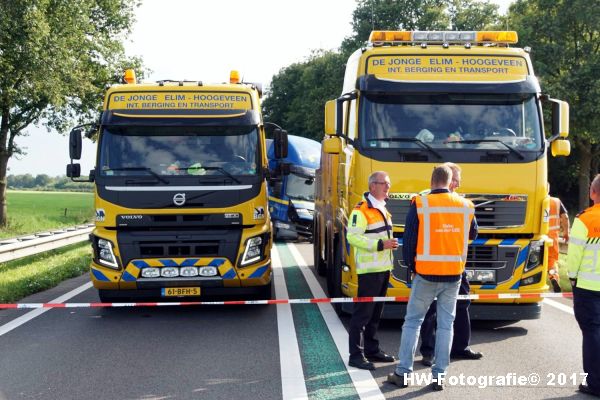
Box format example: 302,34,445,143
173,193,186,206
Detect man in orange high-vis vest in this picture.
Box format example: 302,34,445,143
548,196,569,292
387,165,476,391
419,162,482,366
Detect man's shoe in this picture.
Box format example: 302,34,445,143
430,381,444,391
365,350,395,362
386,373,408,388
550,278,562,293
451,349,483,360
349,357,375,370
579,383,600,397
421,354,433,367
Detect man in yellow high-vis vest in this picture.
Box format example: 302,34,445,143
567,174,600,397
346,171,398,370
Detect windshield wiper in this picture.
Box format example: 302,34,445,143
370,138,443,159
103,167,169,184
179,166,241,184
453,139,524,160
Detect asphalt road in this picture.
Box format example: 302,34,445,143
0,242,589,400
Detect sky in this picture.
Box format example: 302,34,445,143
9,0,513,177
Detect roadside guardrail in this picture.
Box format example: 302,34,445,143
0,224,94,263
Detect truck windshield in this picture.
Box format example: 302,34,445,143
359,93,542,152
286,173,315,201
99,126,259,177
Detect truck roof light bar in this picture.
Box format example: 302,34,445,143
124,69,136,84
368,30,518,45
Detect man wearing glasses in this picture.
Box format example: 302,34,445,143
346,171,398,370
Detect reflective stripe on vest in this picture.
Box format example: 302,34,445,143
347,198,394,274
548,197,561,235
566,205,600,291
415,193,474,275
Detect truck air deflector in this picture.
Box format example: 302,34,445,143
101,109,261,127
357,75,541,94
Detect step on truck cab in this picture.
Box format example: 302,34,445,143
314,31,571,319
267,135,321,241
67,70,288,301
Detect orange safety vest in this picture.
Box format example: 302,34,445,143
548,197,561,240
415,192,475,276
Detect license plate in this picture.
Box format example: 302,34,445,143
162,287,201,297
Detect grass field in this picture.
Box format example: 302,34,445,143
0,190,94,238
0,242,91,303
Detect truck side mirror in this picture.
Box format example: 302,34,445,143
551,139,571,157
69,128,83,160
552,100,569,138
323,136,341,154
66,163,81,178
274,128,288,159
324,100,336,135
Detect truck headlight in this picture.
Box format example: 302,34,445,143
296,208,312,219
465,269,496,283
95,238,119,269
524,241,543,272
241,235,264,266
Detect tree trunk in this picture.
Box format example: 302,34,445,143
578,142,592,211
0,151,9,227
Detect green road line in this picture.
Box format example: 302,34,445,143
277,243,359,400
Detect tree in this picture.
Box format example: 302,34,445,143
508,0,600,210
265,0,502,141
263,51,346,141
341,0,500,55
0,0,143,226
34,173,51,187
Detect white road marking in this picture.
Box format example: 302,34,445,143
544,298,574,315
272,245,308,400
0,282,93,337
287,243,385,400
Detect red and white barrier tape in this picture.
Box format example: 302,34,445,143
0,292,572,309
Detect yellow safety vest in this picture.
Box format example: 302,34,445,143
567,203,600,291
347,194,394,274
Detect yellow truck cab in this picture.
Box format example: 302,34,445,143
67,70,286,301
314,31,571,319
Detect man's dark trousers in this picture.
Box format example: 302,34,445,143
573,286,600,393
349,270,390,359
420,272,471,356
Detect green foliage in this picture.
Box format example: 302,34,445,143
265,0,502,142
341,0,500,55
508,0,600,208
8,174,93,192
263,51,346,141
0,190,93,238
0,0,143,225
0,242,91,303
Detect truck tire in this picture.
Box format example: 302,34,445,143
328,237,344,315
256,280,273,300
313,219,327,276
98,290,127,303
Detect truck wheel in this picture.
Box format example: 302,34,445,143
313,220,326,276
256,280,273,300
98,290,127,303
328,238,344,315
